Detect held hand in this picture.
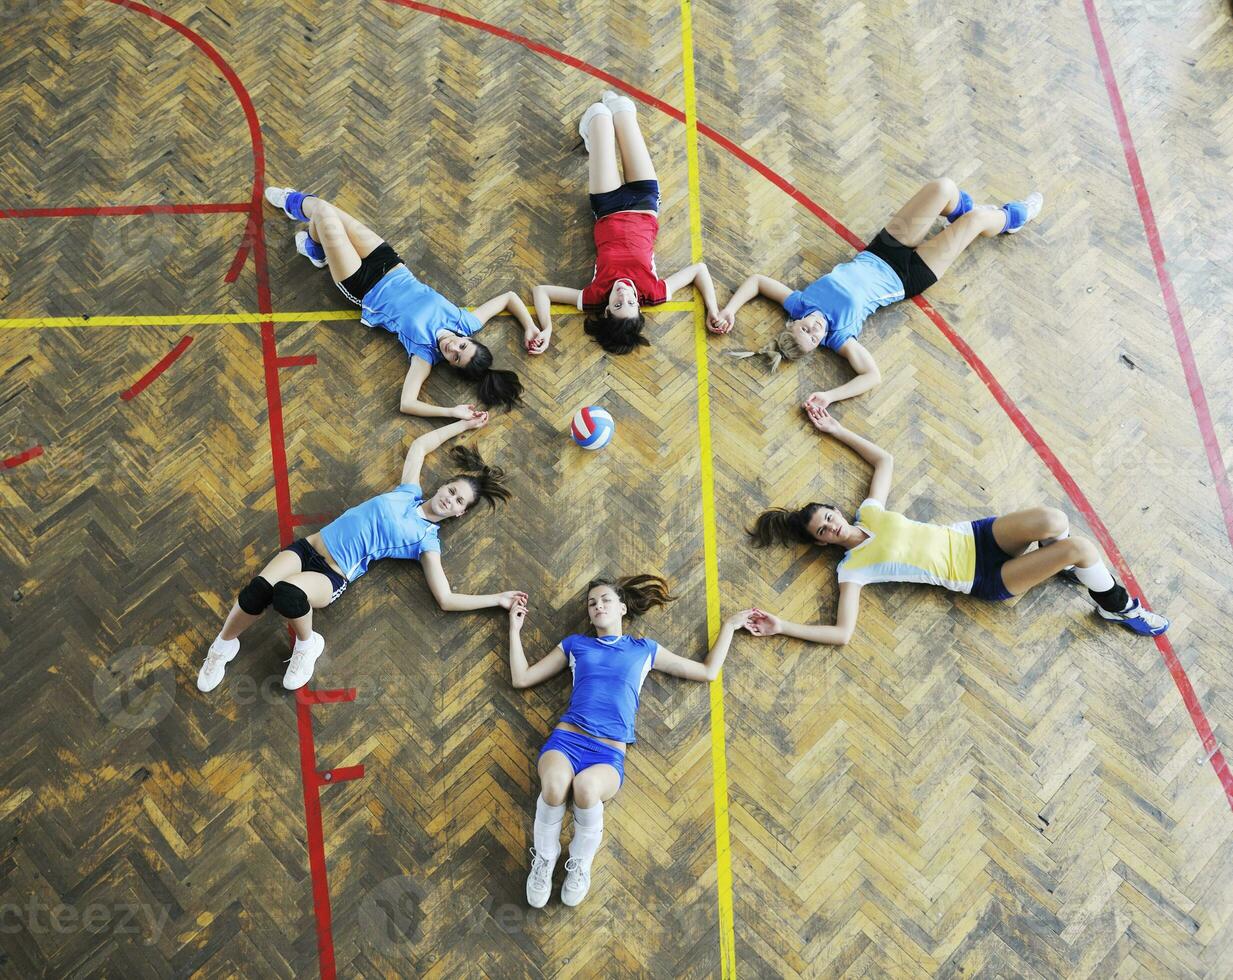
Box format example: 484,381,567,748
498,590,529,611
805,403,840,434
745,607,782,637
708,309,735,334
508,599,528,631
724,608,755,632
461,410,490,430
804,391,830,414
525,326,551,355
452,403,484,421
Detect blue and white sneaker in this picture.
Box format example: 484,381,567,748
1001,191,1043,234
264,186,314,222
294,230,327,269
1097,598,1170,636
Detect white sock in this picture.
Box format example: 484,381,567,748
292,632,318,652
534,795,566,860
568,802,604,865
213,634,240,655
1072,562,1115,593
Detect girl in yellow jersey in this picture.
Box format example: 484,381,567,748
743,406,1169,641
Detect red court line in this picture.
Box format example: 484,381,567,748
384,1,1233,812
2,445,43,469
276,354,318,368
1081,0,1233,554
0,202,250,219
224,243,251,283
104,3,338,975
119,335,193,401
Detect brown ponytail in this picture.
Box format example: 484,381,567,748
458,341,523,410
747,503,832,547
587,574,677,618
448,444,511,511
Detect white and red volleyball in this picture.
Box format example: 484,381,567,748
570,405,615,450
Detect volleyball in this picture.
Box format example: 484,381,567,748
571,405,615,450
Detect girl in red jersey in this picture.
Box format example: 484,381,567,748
531,91,722,354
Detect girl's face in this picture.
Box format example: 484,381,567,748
428,479,477,519
606,279,640,320
788,313,826,352
806,505,849,546
439,332,478,368
587,585,627,633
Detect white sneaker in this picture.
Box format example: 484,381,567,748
560,856,592,907
283,632,324,689
578,102,612,154
264,186,292,213
197,637,238,693
526,847,557,908
1003,191,1044,234
295,230,328,268
601,90,636,116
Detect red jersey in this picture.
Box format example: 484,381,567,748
579,212,669,309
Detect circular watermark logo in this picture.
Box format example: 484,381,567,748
92,645,176,729
358,875,424,957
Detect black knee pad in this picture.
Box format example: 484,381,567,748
237,576,274,615
272,581,311,619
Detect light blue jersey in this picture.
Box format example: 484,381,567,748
361,266,482,364
782,251,904,351
318,482,441,581
557,634,659,744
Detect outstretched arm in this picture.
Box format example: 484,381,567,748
651,610,753,682
805,407,894,506
712,274,794,334
421,551,527,614
471,291,547,355
507,601,569,688
805,340,881,411
400,414,488,486
399,357,482,420
530,284,585,352
663,262,720,323
746,583,863,646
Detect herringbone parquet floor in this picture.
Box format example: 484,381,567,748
2,0,1231,977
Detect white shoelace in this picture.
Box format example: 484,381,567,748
529,849,553,888
564,856,589,887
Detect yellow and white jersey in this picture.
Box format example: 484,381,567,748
835,499,977,593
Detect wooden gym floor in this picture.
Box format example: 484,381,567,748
2,0,1232,976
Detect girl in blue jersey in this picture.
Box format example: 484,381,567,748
742,405,1169,645
197,415,528,693
717,178,1042,411
506,575,751,909
264,185,543,414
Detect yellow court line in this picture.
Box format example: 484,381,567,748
679,2,737,976
0,302,697,331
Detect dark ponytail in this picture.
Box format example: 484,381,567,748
584,310,649,355
448,444,511,511
587,574,676,618
747,503,832,548
458,341,523,411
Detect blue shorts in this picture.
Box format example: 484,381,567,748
539,728,626,786
969,517,1014,602
589,179,660,220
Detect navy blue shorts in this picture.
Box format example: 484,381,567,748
539,728,626,786
286,538,349,603
969,517,1014,602
589,179,660,221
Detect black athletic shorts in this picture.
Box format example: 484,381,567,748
335,242,404,306
863,228,938,299
287,538,349,602
589,179,660,220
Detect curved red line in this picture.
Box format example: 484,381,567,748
119,335,193,401
2,445,43,469
384,0,1233,811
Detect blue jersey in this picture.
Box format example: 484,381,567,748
558,634,659,744
318,482,441,581
782,251,904,352
361,266,482,364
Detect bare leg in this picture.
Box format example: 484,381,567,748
990,507,1070,557
538,752,575,806
301,197,383,283
1000,536,1102,596
571,765,621,806
588,114,622,195
884,177,961,248
279,570,335,642
612,109,656,183
914,206,1006,280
